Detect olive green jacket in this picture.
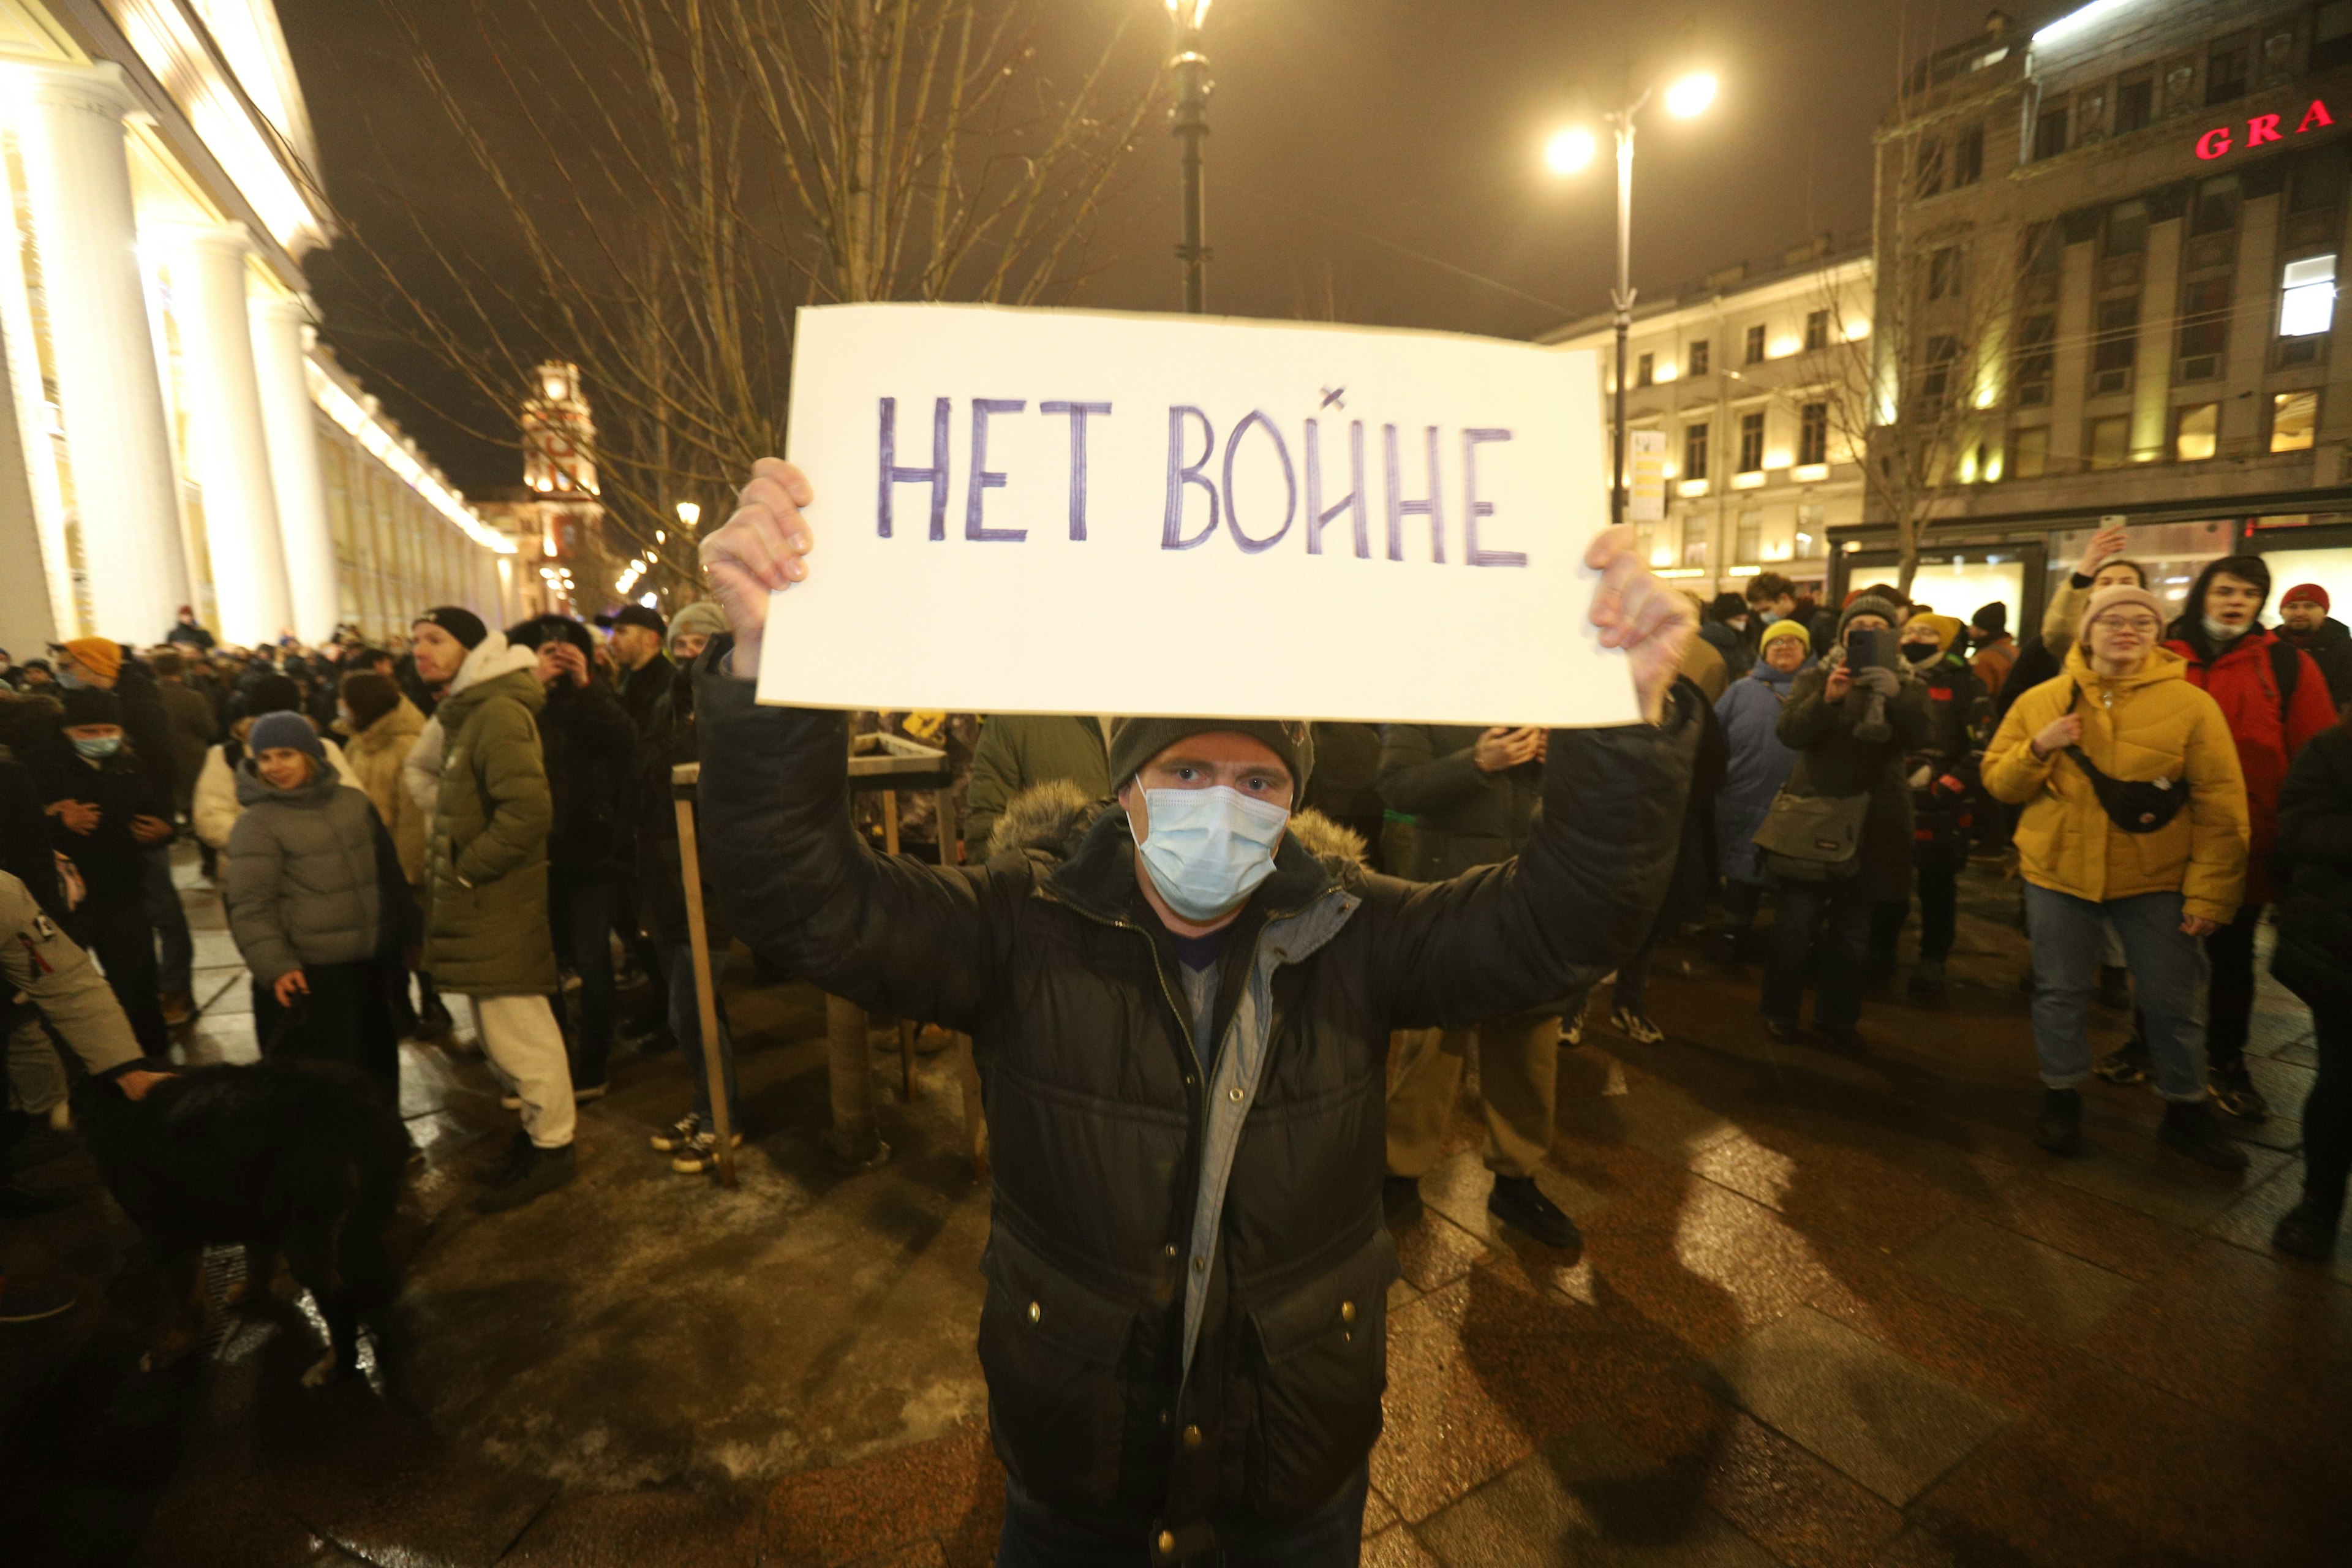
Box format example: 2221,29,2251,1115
1376,723,1540,881
966,714,1111,858
422,639,555,994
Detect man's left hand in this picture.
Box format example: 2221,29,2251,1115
2182,914,2222,938
130,815,175,845
116,1069,171,1101
1584,525,1697,725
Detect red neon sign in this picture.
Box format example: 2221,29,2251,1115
2196,99,2335,160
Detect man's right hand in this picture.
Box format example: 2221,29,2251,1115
701,458,816,679
2075,524,2128,580
1473,726,1545,772
2031,713,2083,757
46,799,99,835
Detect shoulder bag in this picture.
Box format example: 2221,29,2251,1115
1752,787,1870,881
2060,683,2187,835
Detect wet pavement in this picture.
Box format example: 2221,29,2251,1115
2,850,2347,1567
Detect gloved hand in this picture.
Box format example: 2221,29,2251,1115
1851,665,1901,699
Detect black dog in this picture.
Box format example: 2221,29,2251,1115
72,1057,410,1386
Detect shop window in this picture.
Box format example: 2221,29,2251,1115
2086,416,2132,470
2176,402,2220,461
1684,421,1711,481
1738,411,1766,472
2273,390,2320,451
2011,426,2050,480
1798,401,1830,466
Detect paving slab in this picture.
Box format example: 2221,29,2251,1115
1897,1214,2141,1344
1706,1307,2007,1505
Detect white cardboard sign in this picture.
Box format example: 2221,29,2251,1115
758,303,1635,727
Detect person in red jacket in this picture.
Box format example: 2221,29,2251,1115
2143,556,2338,1120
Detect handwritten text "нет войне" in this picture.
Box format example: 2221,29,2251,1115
875,398,1528,567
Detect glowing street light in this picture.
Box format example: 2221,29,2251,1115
674,500,701,529
1545,67,1719,528
1165,0,1218,312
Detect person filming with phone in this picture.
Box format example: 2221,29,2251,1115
1754,592,1931,1049
693,457,1700,1567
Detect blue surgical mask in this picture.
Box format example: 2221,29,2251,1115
72,734,122,760
1134,786,1288,922
55,666,88,690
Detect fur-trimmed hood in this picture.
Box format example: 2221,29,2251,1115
986,779,1370,878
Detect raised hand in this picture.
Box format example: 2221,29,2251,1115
1583,525,1697,724
700,458,816,678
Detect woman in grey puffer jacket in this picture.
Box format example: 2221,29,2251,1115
225,713,417,1104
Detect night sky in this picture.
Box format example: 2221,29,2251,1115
279,0,1961,499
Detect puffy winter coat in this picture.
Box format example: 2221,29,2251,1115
2276,615,2352,715
1774,653,1934,902
193,731,359,850
421,636,556,995
697,657,1699,1547
223,767,412,984
1714,657,1809,885
1375,723,1540,880
2271,720,2352,1013
1983,646,2248,925
538,675,636,883
963,715,1112,858
2163,625,2335,905
343,698,428,887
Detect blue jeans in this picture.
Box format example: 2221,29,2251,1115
2025,884,2209,1102
995,1468,1368,1567
551,874,616,1088
1760,878,1874,1031
669,940,737,1127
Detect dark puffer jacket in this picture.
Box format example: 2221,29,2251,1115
697,654,1697,1548
1374,723,1540,880
2272,720,2352,1014
1775,653,1934,902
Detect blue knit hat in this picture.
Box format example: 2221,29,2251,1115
248,711,323,762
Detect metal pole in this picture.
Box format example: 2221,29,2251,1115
1172,21,1213,313
1610,115,1636,531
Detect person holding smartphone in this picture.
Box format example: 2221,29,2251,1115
1758,594,1932,1049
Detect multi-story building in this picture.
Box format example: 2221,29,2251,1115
1836,0,2352,625
0,0,516,655
477,360,609,622
1542,242,1875,605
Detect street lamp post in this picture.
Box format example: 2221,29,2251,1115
1547,72,1716,530
1167,0,1214,313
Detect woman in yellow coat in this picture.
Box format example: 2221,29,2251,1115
1983,584,2250,1169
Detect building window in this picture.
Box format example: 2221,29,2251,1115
2115,74,2154,134
1928,245,1964,300
2280,254,2339,337
1919,334,1961,414
2318,1,2352,73
2021,222,2062,276
1636,351,1654,388
2086,415,2132,470
1683,532,1710,569
1804,309,1830,352
2292,152,2350,216
1798,401,1830,466
2011,426,2050,480
1684,421,1710,481
1689,339,1711,378
2273,390,2320,451
1953,124,1984,186
1744,324,1766,364
1735,510,1763,565
2190,175,2242,237
2034,102,2070,160
2179,276,2232,377
2105,200,2148,258
1795,503,1825,558
2176,403,2220,461
2092,298,2139,394
1738,410,1766,472
2015,313,2057,405
2207,37,2252,104
1913,135,1945,198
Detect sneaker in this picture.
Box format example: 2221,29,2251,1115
2157,1100,2249,1172
0,1278,76,1324
669,1133,740,1174
469,1142,578,1213
2091,1044,2149,1085
2271,1198,2342,1262
2206,1064,2271,1122
476,1129,535,1187
2094,965,2132,1011
650,1112,703,1153
573,1082,608,1104
1906,959,1946,998
1610,1007,1663,1045
159,991,194,1027
1487,1175,1580,1251
1381,1175,1424,1226
2032,1087,2082,1156
1760,1014,1802,1044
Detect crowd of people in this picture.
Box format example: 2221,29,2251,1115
3,468,2350,1561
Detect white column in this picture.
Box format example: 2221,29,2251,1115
9,61,187,642
163,222,291,644
249,294,338,641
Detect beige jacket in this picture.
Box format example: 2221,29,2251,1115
342,698,429,886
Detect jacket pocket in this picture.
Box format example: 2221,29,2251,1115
1245,1226,1397,1518
976,1225,1136,1514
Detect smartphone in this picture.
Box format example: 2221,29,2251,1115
1846,627,1900,671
